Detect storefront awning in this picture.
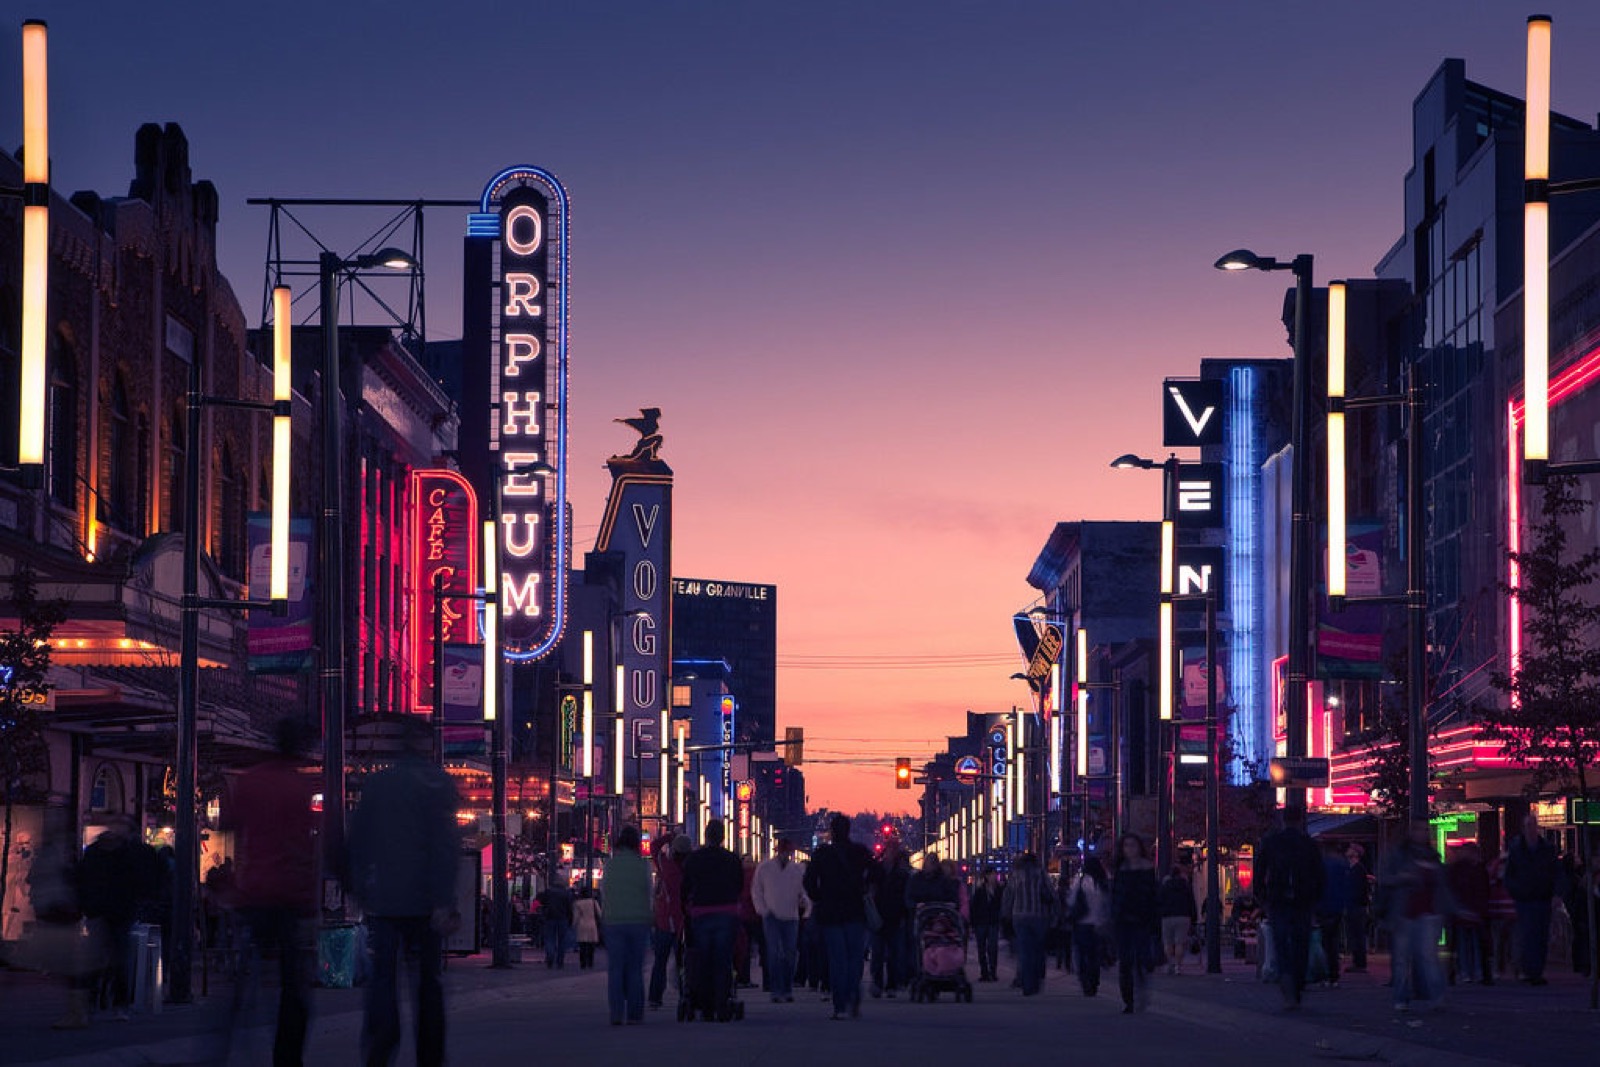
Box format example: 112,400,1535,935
1307,812,1377,839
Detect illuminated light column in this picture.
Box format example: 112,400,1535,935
1525,14,1552,474
1076,628,1090,778
1159,515,1175,721
674,721,687,825
270,287,293,602
659,707,669,824
482,521,500,723
19,20,48,470
1327,281,1348,599
1050,660,1063,805
580,631,594,777
613,681,625,797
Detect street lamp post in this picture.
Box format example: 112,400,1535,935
1215,249,1315,819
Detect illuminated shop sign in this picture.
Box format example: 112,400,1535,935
410,469,479,712
673,579,773,601
469,165,572,659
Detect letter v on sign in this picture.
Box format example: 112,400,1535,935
632,503,660,549
1162,378,1225,447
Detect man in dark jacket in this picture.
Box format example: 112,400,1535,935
1505,813,1560,985
537,881,574,969
681,819,744,1019
1316,842,1351,987
77,815,159,1016
1345,844,1373,972
803,814,873,1019
347,722,462,1067
969,869,1003,981
870,847,911,997
1255,808,1325,1009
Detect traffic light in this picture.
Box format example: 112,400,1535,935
895,757,912,789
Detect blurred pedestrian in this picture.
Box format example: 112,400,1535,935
1446,842,1490,985
1157,865,1196,975
648,834,688,1010
1505,813,1559,986
969,869,1002,982
76,814,159,1018
1486,852,1516,980
1255,807,1324,1010
601,826,652,1025
1066,856,1110,997
346,720,462,1067
803,813,873,1020
1002,851,1053,995
224,717,319,1064
753,837,809,1003
1317,841,1350,987
538,879,575,969
574,889,602,969
736,855,760,988
27,806,94,1030
1379,821,1451,1013
1344,843,1372,972
1111,833,1159,1014
681,819,744,1021
868,845,909,998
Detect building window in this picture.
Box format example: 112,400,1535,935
164,314,194,364
106,376,136,532
48,332,78,508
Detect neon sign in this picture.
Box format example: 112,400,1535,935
410,469,478,713
469,166,571,659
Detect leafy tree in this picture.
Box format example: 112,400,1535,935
0,569,65,905
1483,474,1600,1008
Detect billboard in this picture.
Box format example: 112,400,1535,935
248,514,312,673
441,642,487,758
1318,521,1383,678
410,469,478,713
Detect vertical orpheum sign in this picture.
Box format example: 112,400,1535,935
410,470,479,713
469,166,571,660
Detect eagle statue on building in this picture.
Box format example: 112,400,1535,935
609,407,666,469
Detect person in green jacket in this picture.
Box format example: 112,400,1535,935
601,826,654,1025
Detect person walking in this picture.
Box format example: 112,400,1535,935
969,869,1003,982
601,826,653,1026
1066,856,1111,997
648,834,689,1010
868,846,910,997
1486,853,1516,981
1379,821,1452,1013
1002,852,1053,995
346,721,461,1067
1344,843,1372,973
680,819,744,1021
1157,866,1196,975
1111,834,1159,1014
573,890,602,969
1446,842,1490,985
802,813,874,1020
538,880,575,969
1316,841,1351,988
1504,813,1560,986
1255,807,1325,1010
76,814,159,1019
224,718,319,1065
752,838,809,1003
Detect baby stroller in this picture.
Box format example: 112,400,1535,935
908,902,973,1003
675,917,746,1022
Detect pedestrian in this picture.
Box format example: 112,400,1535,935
1001,851,1053,995
574,889,602,969
76,814,159,1018
1157,865,1196,975
601,826,652,1026
1111,833,1159,1014
802,813,874,1020
736,855,762,988
538,879,575,969
1316,840,1350,988
969,868,1003,982
346,719,462,1067
1344,843,1372,973
1254,807,1325,1010
223,717,319,1065
1066,856,1111,997
1446,841,1490,985
1504,813,1560,986
752,837,809,1003
681,819,744,1021
1561,851,1590,977
1486,853,1517,980
27,806,95,1030
647,834,689,1010
1377,821,1451,1013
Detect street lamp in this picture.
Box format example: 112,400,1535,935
17,20,47,478
316,247,417,911
1215,246,1315,819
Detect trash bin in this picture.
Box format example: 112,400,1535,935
128,922,163,1014
318,922,360,988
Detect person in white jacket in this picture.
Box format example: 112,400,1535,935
1066,856,1112,997
752,839,810,1003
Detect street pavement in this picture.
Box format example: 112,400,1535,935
5,946,1598,1066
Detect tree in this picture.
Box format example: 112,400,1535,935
1483,474,1600,1008
0,568,65,908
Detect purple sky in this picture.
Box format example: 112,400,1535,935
11,1,1600,812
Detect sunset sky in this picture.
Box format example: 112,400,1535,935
13,1,1600,813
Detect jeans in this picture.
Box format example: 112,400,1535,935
1318,914,1343,983
690,913,737,1017
1268,908,1314,1006
822,921,867,1015
972,923,999,979
1392,914,1444,1007
605,923,650,1023
870,921,906,992
1516,900,1552,981
544,919,570,968
1450,921,1484,982
1345,908,1368,969
1072,924,1102,995
364,916,444,1067
233,909,313,1067
1013,917,1048,994
1115,923,1153,1009
763,916,799,999
648,928,678,1006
